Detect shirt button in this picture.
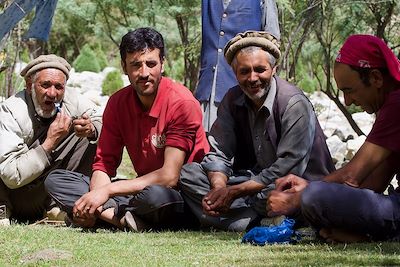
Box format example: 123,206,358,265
222,13,227,18
212,66,216,71
219,31,225,36
218,48,222,53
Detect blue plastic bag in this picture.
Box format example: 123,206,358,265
242,218,296,245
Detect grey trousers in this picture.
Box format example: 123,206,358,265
0,135,96,222
45,169,198,230
301,181,400,241
179,162,270,232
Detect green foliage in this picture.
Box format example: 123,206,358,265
92,43,108,70
19,48,30,63
347,104,364,114
73,44,101,73
101,70,123,96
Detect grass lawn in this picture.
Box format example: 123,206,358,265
1,224,400,266
2,152,399,266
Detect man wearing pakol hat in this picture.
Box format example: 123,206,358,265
179,31,334,231
0,54,102,225
267,34,400,243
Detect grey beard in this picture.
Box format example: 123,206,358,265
31,86,57,119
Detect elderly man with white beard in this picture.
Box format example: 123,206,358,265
0,54,102,225
179,31,335,231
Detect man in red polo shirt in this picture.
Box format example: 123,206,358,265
45,27,209,231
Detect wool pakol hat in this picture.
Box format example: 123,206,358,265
224,31,281,65
20,54,71,79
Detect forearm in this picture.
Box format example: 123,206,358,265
228,180,265,199
89,170,112,190
102,166,181,197
208,171,228,189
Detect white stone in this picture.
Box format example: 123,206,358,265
326,135,347,164
345,135,366,160
67,69,104,94
352,112,375,135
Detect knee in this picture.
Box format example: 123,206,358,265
136,185,182,209
44,169,66,193
301,181,329,216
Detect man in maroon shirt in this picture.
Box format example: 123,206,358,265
267,34,400,242
45,27,209,231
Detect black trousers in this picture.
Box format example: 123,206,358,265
45,169,198,230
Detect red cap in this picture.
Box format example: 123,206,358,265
336,34,400,82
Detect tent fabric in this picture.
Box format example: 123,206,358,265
0,0,58,42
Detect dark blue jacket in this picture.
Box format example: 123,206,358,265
195,0,262,103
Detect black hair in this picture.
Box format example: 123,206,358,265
349,65,388,86
119,27,165,62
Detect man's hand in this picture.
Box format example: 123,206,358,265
42,111,72,152
266,174,309,217
202,187,234,216
275,174,309,193
71,213,97,228
73,187,109,219
267,190,301,217
73,114,95,138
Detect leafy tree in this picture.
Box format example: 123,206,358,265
278,0,399,136
102,70,124,96
73,44,101,72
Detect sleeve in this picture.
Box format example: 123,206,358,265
165,99,202,152
252,95,316,185
92,97,123,178
261,0,281,40
201,96,236,177
367,97,400,153
0,105,50,189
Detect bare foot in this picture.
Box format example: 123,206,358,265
319,228,370,243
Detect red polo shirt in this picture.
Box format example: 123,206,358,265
93,77,209,177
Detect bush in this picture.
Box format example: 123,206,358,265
73,44,101,73
92,43,108,70
102,70,123,96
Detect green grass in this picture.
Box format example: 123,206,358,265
1,225,400,266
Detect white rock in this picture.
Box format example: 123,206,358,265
345,135,366,160
352,112,375,135
102,66,118,76
326,135,347,164
67,69,104,94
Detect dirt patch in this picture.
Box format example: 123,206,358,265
20,248,72,264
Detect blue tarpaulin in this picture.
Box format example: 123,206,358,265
0,0,58,41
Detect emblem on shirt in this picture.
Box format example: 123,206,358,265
151,133,166,148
